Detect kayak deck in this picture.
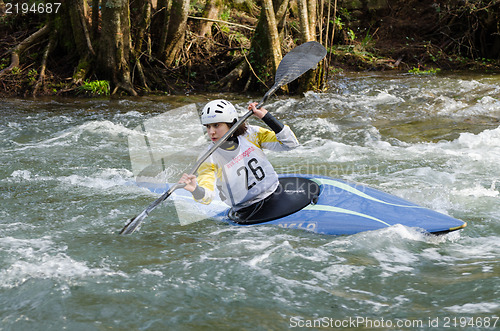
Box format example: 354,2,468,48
138,174,467,235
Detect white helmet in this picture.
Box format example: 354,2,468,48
201,99,238,125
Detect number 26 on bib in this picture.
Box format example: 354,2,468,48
236,158,266,190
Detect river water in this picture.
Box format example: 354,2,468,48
1,72,499,330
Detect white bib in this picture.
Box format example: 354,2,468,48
211,135,279,209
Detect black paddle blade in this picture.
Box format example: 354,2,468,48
119,210,148,235
119,184,182,235
261,41,327,104
275,41,327,86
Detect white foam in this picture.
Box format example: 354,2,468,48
353,224,431,246
460,95,500,116
0,236,126,288
247,240,296,267
9,169,32,181
79,120,140,137
454,126,500,150
457,236,500,259
140,269,164,276
6,168,138,194
421,77,500,116
317,264,366,284
367,126,500,179
9,120,140,152
452,183,499,198
434,95,468,115
371,90,405,105
7,122,22,129
294,117,339,136
372,247,418,265
58,168,134,190
0,236,54,251
445,302,500,314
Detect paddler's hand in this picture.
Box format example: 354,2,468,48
178,173,197,192
248,102,268,119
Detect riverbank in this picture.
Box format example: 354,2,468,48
1,0,499,98
1,39,497,99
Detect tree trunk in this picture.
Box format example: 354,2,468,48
0,0,6,15
216,0,289,91
97,0,137,95
297,0,324,93
163,0,189,66
33,31,56,96
130,0,152,91
156,0,169,56
275,0,290,35
307,0,317,41
91,0,100,41
68,0,95,83
298,0,312,42
262,0,282,72
321,0,336,88
132,0,152,56
218,59,249,90
246,0,287,81
198,0,222,37
68,0,94,57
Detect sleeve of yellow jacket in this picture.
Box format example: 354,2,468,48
246,125,299,151
193,157,218,204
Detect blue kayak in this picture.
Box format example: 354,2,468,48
138,174,467,235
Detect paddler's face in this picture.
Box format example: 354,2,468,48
205,122,231,142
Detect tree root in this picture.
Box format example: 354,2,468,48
131,49,150,92
134,59,150,92
33,32,56,96
0,25,49,78
112,82,138,96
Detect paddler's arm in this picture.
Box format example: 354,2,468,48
248,102,284,133
178,174,197,192
248,102,299,150
178,174,207,200
178,161,216,204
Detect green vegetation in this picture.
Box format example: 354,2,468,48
77,80,111,96
408,67,441,75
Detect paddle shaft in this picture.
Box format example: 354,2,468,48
119,106,259,234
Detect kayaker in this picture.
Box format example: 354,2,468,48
178,99,299,221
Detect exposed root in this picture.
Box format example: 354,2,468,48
0,25,49,78
112,82,138,96
33,33,56,96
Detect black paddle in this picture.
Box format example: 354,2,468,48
120,41,327,234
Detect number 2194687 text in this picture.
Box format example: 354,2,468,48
5,2,61,14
